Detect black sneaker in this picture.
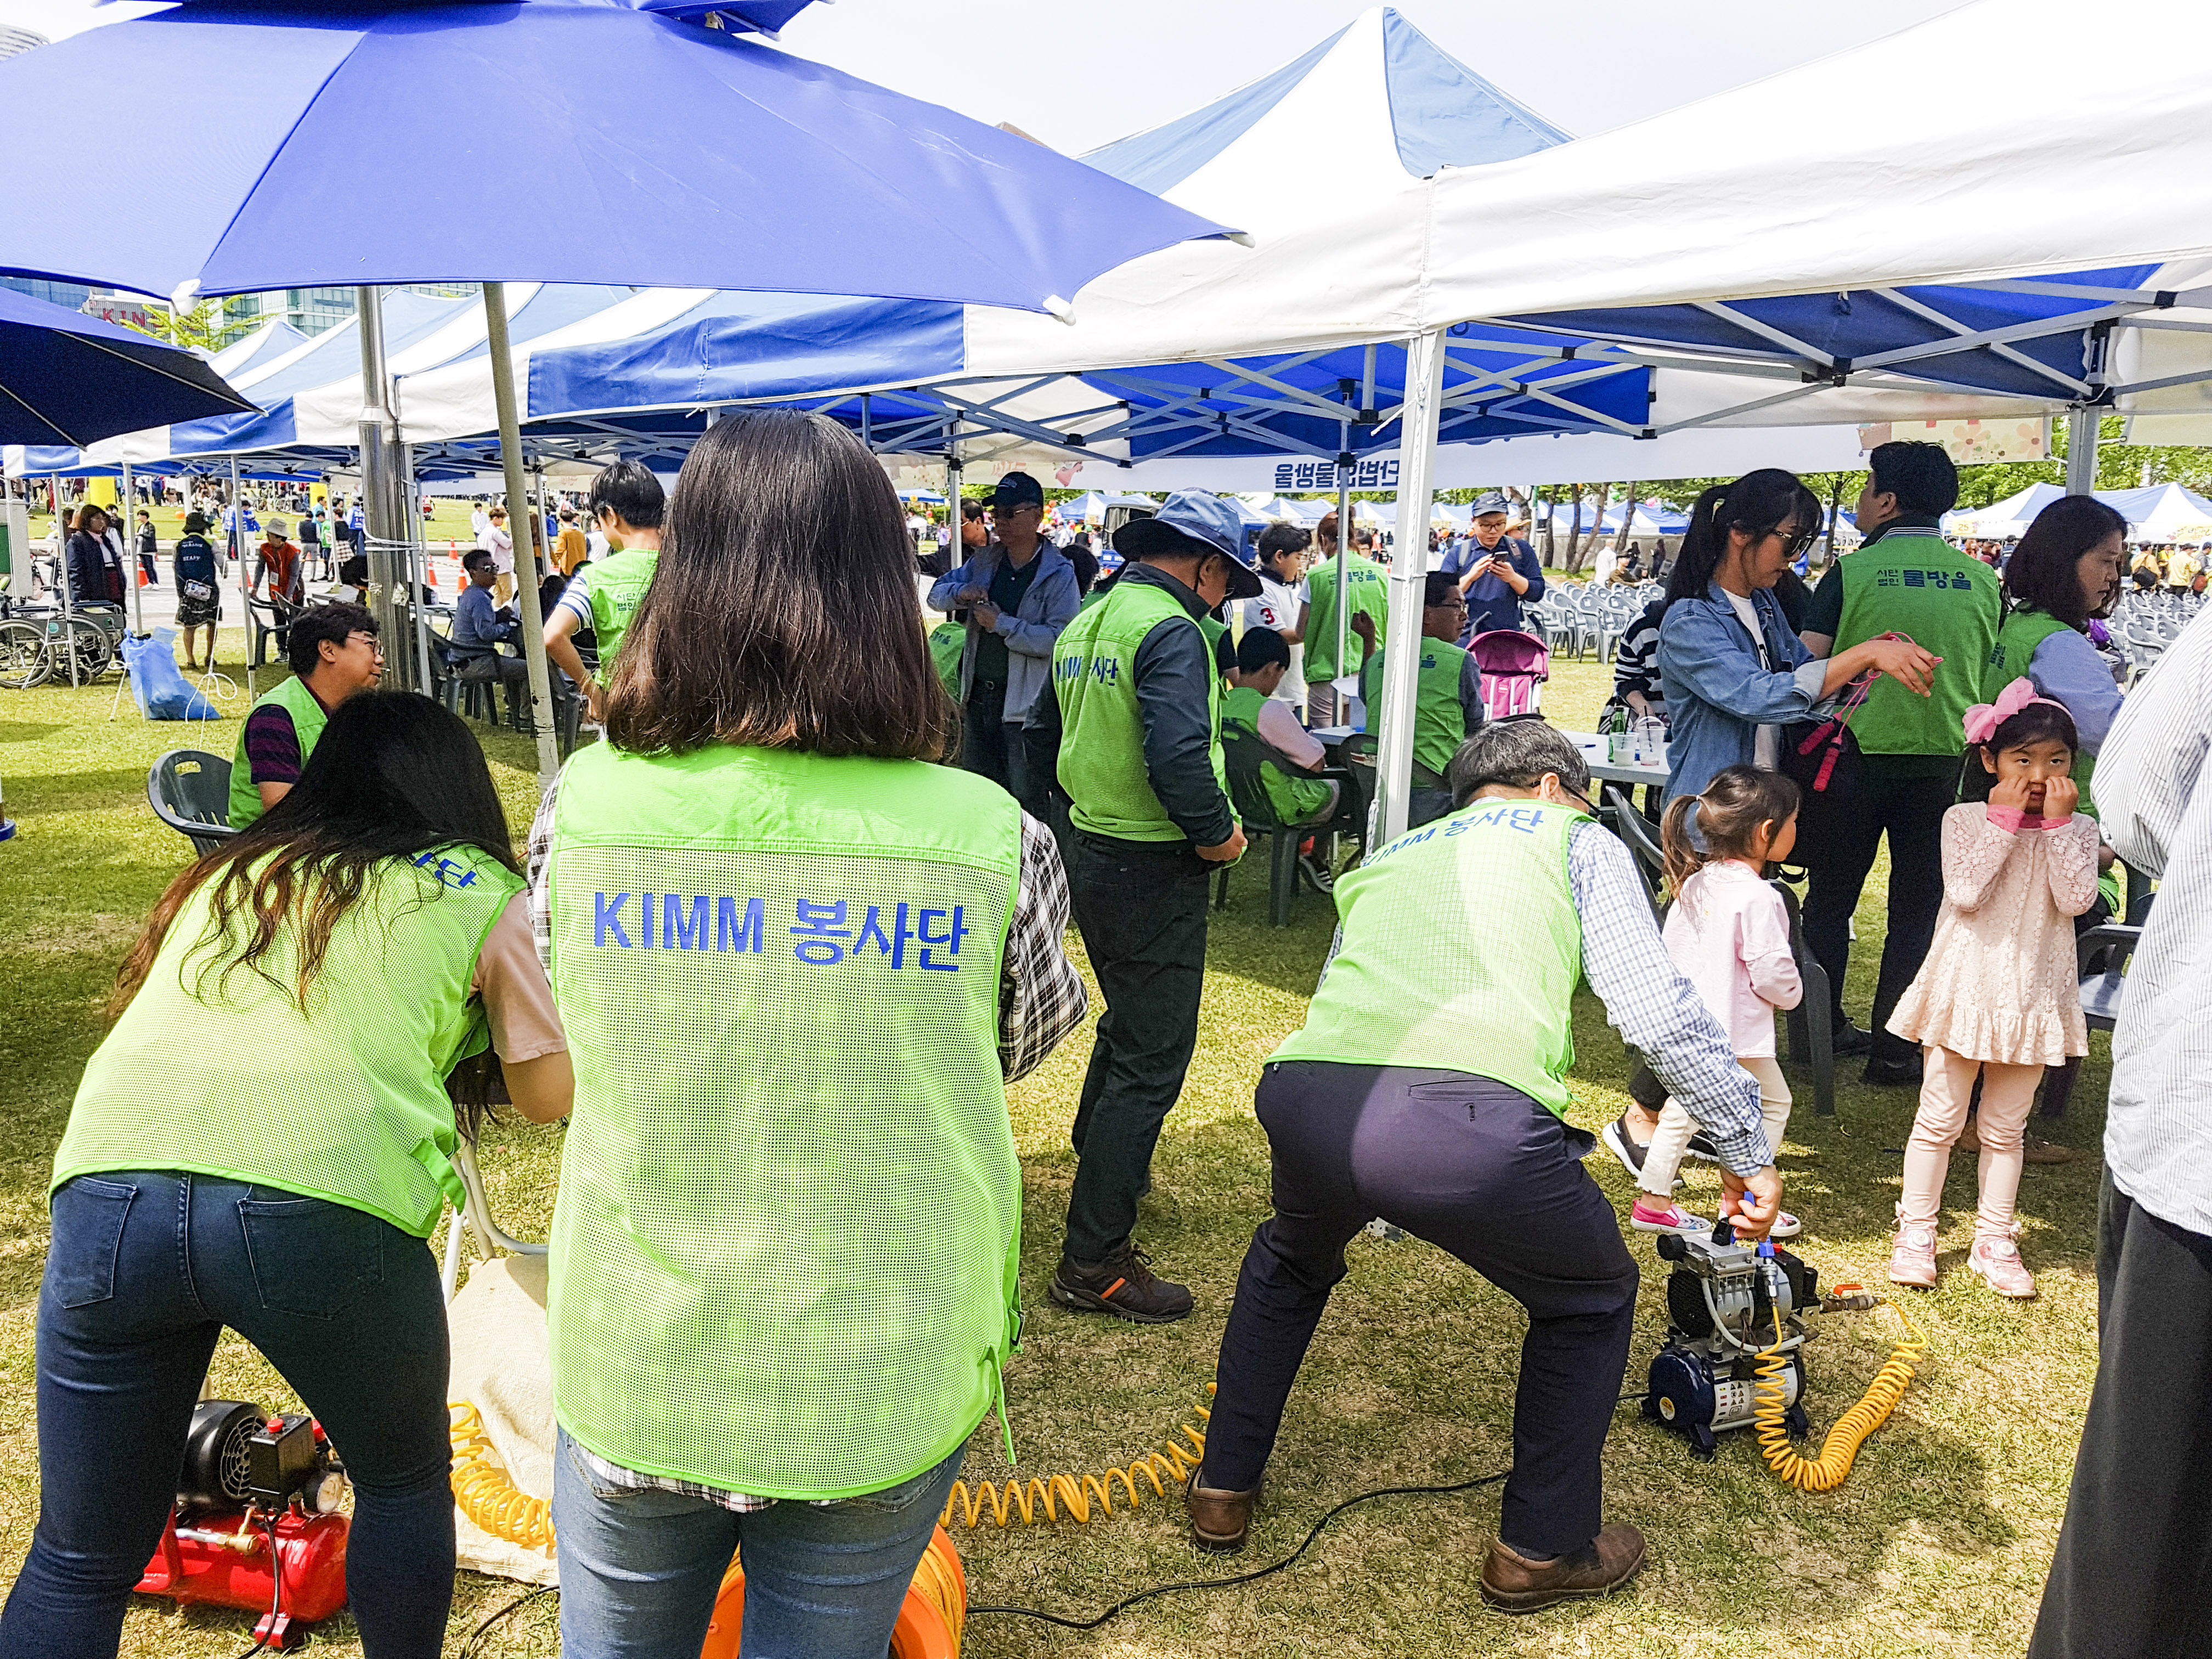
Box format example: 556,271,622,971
1864,1056,1925,1088
1051,1245,1193,1324
1600,1115,1651,1181
1684,1130,1722,1164
1830,1020,1874,1057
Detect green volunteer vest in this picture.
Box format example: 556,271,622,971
228,675,328,830
1985,607,2099,814
1221,685,1331,824
1052,577,1230,843
544,742,1023,1500
584,545,658,668
55,846,518,1236
1273,798,1586,1111
1833,533,2000,755
1359,638,1473,782
927,621,965,699
1302,555,1389,683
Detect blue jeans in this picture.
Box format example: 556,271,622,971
0,1173,455,1659
552,1430,964,1659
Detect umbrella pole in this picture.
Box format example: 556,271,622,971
404,442,432,696
1376,328,1446,845
355,286,405,672
123,460,143,635
53,473,78,687
231,455,253,700
483,281,561,790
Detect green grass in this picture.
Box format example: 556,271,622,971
0,645,2103,1657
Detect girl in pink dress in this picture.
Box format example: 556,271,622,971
1888,681,2099,1298
1632,766,1805,1239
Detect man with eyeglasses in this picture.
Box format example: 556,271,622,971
228,602,385,830
928,471,1082,820
1797,441,2001,1086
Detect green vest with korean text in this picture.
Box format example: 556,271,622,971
584,545,658,668
1221,685,1331,825
1273,799,1586,1113
228,674,328,829
1359,639,1475,782
544,742,1023,1500
1985,606,2100,815
1051,577,1229,843
54,846,517,1237
1302,554,1389,683
1833,533,2000,755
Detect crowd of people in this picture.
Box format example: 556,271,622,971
8,424,2207,1657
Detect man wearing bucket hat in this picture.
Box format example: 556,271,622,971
1026,492,1262,1322
1443,490,1545,642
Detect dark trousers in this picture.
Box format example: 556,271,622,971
2029,1172,2212,1659
1206,1063,1639,1557
1063,834,1211,1263
958,679,1043,820
1802,768,1953,1066
0,1173,456,1659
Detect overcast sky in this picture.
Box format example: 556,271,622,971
8,0,1970,151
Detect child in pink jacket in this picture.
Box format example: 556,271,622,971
1632,766,1805,1239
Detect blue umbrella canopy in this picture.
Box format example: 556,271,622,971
0,0,1231,311
0,285,254,447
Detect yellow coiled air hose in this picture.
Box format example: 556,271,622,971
449,1403,556,1549
1751,1300,1927,1491
940,1385,1214,1529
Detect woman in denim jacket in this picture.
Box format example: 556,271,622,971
1658,470,1938,804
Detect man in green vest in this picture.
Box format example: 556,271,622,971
1298,510,1387,726
1799,442,2001,1085
1184,721,1782,1607
1222,628,1338,828
1358,572,1486,827
543,460,663,719
228,601,382,829
1024,490,1260,1323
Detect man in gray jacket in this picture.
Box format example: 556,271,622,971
928,471,1081,818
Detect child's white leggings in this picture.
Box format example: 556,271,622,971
1899,1045,2043,1237
1640,1056,1791,1199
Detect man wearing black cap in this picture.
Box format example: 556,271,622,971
928,471,1082,819
1443,490,1545,641
1026,492,1261,1323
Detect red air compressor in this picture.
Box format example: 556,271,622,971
137,1400,352,1650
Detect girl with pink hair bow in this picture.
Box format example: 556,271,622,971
1885,678,2099,1299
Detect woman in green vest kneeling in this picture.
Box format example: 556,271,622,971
9,693,572,1659
532,410,1086,1659
1185,723,1785,1612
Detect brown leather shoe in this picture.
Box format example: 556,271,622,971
1479,1522,1646,1613
1185,1469,1260,1553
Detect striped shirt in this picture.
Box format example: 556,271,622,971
2094,608,2212,1237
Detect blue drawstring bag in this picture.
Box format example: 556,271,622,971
122,629,219,721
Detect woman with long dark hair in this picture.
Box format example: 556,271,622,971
64,503,122,607
535,409,1084,1659
1656,469,1940,802
1985,493,2130,807
3,693,571,1659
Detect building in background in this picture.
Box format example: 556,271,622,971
222,284,482,337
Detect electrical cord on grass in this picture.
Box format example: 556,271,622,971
459,1583,558,1657
967,1466,1511,1632
228,1513,285,1659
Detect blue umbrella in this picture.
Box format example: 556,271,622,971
0,286,252,447
0,0,1232,776
0,1,1228,316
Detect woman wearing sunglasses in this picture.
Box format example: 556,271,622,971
1655,468,1938,805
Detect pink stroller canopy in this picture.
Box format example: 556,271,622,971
1469,629,1549,720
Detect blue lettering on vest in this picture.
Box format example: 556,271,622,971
594,891,633,948
716,895,765,952
640,891,654,947
665,893,708,950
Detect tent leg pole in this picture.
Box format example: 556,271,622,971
1377,329,1446,846
123,461,143,635
229,458,253,700
53,473,78,687
2066,407,2099,494
1334,462,1351,715
356,286,405,670
483,281,562,791
404,443,431,696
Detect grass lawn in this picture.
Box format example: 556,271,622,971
0,642,2102,1657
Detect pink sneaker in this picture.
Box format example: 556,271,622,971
1969,1231,2037,1299
1888,1221,1938,1288
1629,1199,1711,1235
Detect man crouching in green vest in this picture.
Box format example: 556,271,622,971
228,601,383,830
1186,721,1784,1610
1025,491,1262,1323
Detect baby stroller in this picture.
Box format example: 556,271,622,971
1469,629,1549,719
